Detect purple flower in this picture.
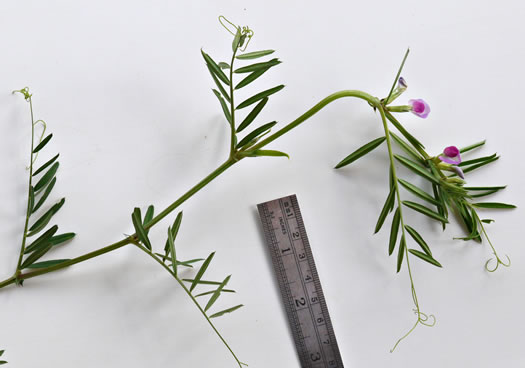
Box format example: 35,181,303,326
408,99,431,118
439,145,464,179
398,77,408,89
439,146,461,165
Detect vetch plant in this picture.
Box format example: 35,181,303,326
0,16,516,365
335,51,514,349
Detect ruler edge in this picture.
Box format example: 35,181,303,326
257,200,310,366
257,194,344,368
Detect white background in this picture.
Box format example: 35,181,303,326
0,1,524,367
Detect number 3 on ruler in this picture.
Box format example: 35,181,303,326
258,195,344,368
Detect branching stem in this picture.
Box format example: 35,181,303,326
0,89,382,291
377,105,436,352
15,95,36,278
4,84,497,357
133,242,246,367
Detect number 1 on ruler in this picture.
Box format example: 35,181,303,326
257,194,344,368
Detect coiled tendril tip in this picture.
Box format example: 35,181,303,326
485,254,511,272
12,87,32,101
218,15,254,52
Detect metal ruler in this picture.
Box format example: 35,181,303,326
257,194,344,368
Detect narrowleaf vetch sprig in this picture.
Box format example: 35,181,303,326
10,87,77,284
335,49,515,350
0,16,517,365
6,88,249,367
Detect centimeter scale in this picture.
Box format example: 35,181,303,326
257,194,344,368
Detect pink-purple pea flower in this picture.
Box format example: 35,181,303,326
439,146,464,178
408,99,431,118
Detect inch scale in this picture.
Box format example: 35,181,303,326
258,194,344,368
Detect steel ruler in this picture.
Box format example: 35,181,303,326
257,194,344,368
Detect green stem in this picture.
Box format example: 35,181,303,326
378,106,414,301
21,159,237,282
15,97,36,275
2,90,380,289
0,276,16,289
383,110,431,161
18,238,132,281
377,105,427,352
386,105,410,113
247,90,379,152
0,158,237,288
133,242,245,368
144,159,236,229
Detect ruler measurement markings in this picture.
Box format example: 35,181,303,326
260,202,310,365
276,199,313,367
274,205,308,360
272,204,309,362
287,198,329,359
291,195,344,367
262,199,309,365
258,195,344,368
278,198,328,367
279,199,326,361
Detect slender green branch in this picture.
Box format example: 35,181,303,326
17,237,133,281
0,276,16,289
384,110,430,160
377,105,432,352
8,158,238,285
149,92,380,229
144,158,236,229
247,90,380,152
133,242,245,367
15,96,36,276
0,90,385,291
378,105,410,274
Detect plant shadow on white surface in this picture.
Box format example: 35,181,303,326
0,16,516,366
